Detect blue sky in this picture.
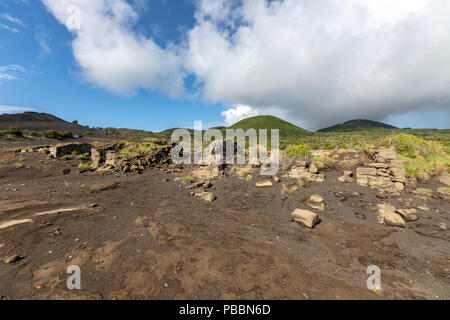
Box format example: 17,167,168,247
0,0,449,131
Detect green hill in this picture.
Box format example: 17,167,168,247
228,115,311,137
317,119,397,132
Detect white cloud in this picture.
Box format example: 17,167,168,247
41,0,450,129
35,26,51,55
185,0,450,129
0,105,34,113
0,22,19,33
1,13,23,25
221,105,258,126
0,65,26,83
41,0,185,97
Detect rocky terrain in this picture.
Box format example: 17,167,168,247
0,140,448,300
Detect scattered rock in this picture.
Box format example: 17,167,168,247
440,223,447,230
255,180,273,188
62,168,71,175
4,254,24,264
343,170,353,177
290,209,319,228
272,176,280,183
308,162,318,174
417,206,430,211
338,173,353,183
316,174,326,183
306,194,326,211
378,209,406,228
396,209,419,222
195,192,215,202
394,182,405,192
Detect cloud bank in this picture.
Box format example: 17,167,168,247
0,105,34,113
42,0,450,128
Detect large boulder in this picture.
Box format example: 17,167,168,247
291,209,319,228
377,204,405,227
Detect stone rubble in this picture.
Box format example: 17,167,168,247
377,204,406,228
305,194,326,211
338,170,354,183
356,148,406,191
90,140,174,174
284,160,325,183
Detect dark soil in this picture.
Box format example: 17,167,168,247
0,148,448,300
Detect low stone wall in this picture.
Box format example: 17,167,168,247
49,143,93,158
356,148,406,191
91,140,174,174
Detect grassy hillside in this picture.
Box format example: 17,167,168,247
229,115,311,137
318,119,397,132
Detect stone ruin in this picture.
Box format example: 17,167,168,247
283,159,326,183
91,140,175,174
354,148,406,191
199,139,243,167
49,143,93,158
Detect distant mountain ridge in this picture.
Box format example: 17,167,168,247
0,112,63,122
0,112,90,134
317,119,397,132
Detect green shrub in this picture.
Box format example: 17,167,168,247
381,134,449,180
83,131,94,136
382,134,436,158
30,131,42,137
79,153,90,160
8,126,23,136
286,144,311,160
78,163,91,170
43,130,73,140
182,176,193,184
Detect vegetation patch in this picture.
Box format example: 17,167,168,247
380,134,449,180
43,130,73,140
416,188,433,195
78,163,91,171
286,144,311,160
